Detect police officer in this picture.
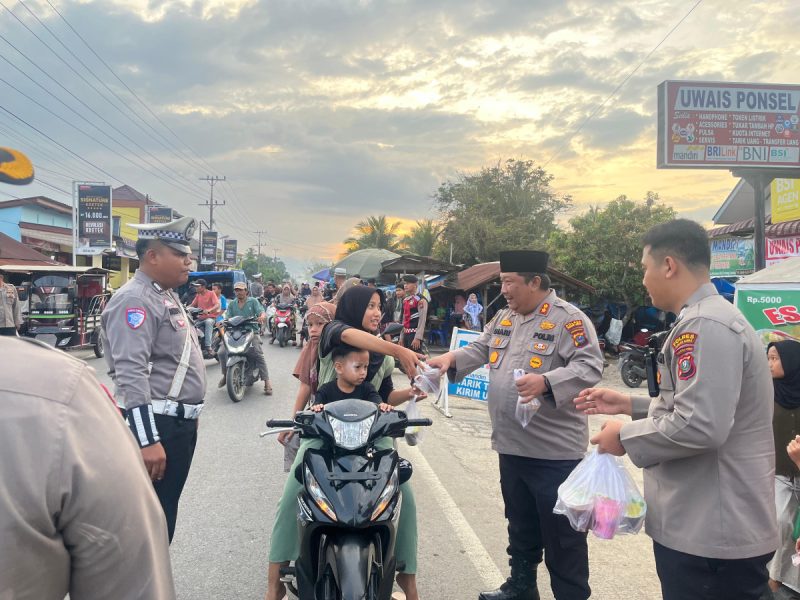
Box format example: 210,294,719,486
0,336,176,599
429,250,603,600
0,270,21,336
581,219,777,600
400,274,428,352
102,216,207,543
250,272,265,300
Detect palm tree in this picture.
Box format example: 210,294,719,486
401,219,444,257
343,215,403,253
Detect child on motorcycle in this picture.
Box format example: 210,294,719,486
310,345,394,413
266,286,425,600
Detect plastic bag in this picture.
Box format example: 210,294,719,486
513,368,540,428
413,363,441,397
553,448,646,539
404,398,425,446
606,318,623,346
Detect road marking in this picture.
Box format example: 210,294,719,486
404,444,504,588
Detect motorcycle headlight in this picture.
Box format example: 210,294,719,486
304,465,337,521
327,414,375,451
371,469,399,521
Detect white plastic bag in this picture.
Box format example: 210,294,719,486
414,363,441,397
606,318,623,346
404,398,425,446
513,368,540,428
553,448,646,539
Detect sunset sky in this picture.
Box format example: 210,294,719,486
2,0,799,275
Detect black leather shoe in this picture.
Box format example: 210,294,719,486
478,580,539,600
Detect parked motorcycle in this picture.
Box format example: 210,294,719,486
618,329,669,388
271,302,296,347
221,314,262,402
297,302,309,349
266,400,432,600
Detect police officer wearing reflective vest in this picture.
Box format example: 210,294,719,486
102,216,207,543
429,250,603,600
400,274,428,352
579,219,777,600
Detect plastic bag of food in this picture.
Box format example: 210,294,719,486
414,363,441,396
404,398,425,446
513,368,540,428
553,447,646,539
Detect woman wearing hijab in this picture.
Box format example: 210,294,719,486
265,286,425,600
767,339,800,598
277,284,295,305
304,284,323,309
463,292,484,331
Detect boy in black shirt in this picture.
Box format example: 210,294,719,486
312,345,393,412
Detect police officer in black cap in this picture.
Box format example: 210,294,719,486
429,250,604,600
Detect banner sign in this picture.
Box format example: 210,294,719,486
200,230,218,264
75,184,112,255
766,235,800,266
735,287,800,346
147,205,173,224
658,80,800,169
771,179,800,224
709,236,755,277
223,239,238,264
446,327,489,402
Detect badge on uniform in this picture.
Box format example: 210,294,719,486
564,319,588,348
532,342,548,352
489,351,499,364
677,355,696,380
672,332,698,381
500,318,512,327
530,356,542,369
540,321,556,330
126,307,147,329
539,303,550,315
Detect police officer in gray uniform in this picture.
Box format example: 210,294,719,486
583,219,777,600
429,250,604,600
102,216,207,543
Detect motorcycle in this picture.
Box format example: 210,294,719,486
618,329,669,388
297,302,309,349
187,306,221,360
221,314,263,402
266,400,432,600
271,302,296,347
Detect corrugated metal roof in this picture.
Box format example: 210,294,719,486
0,196,71,215
0,232,64,267
455,261,596,294
708,217,800,238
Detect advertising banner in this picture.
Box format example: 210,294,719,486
75,183,112,255
200,230,218,265
709,236,754,277
735,287,800,345
147,205,173,224
223,239,238,264
771,179,800,224
446,327,489,402
657,80,800,169
766,235,800,266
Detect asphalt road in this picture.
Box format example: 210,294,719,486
77,340,662,600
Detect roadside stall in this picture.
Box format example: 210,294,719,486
734,256,800,347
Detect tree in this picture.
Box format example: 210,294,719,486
401,219,445,257
240,248,290,283
548,193,676,324
433,159,571,265
343,215,404,253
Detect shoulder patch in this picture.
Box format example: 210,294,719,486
671,332,697,356
572,332,588,348
126,307,147,329
677,354,696,380
565,319,584,332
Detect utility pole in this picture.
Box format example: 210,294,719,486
273,248,280,262
254,230,267,259
198,175,226,230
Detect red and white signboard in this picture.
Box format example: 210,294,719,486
766,235,800,266
658,80,800,169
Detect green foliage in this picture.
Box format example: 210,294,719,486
401,219,446,257
240,248,290,283
548,193,676,320
343,215,403,253
434,159,571,265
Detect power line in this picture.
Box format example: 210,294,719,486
542,0,705,167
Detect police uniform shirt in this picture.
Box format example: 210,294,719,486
450,290,604,459
102,270,207,447
0,337,175,600
620,283,778,560
0,281,21,328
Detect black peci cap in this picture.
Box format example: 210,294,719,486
499,250,549,273
402,274,419,283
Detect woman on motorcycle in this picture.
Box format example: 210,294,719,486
265,286,425,600
277,284,295,306
304,283,324,309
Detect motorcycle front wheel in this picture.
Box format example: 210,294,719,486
226,362,246,402
620,360,643,388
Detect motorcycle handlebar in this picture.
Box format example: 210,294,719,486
266,419,296,428
406,418,433,427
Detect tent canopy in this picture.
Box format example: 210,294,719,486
333,249,400,280
380,254,460,276
736,257,800,285
312,267,330,282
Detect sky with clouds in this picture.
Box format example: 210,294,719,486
1,0,799,275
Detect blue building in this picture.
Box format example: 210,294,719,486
0,196,73,264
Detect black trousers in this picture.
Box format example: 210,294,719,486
152,414,198,543
499,454,590,600
0,327,17,336
654,541,773,600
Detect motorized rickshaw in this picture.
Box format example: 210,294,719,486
4,265,111,357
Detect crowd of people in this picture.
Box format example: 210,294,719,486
3,214,800,600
